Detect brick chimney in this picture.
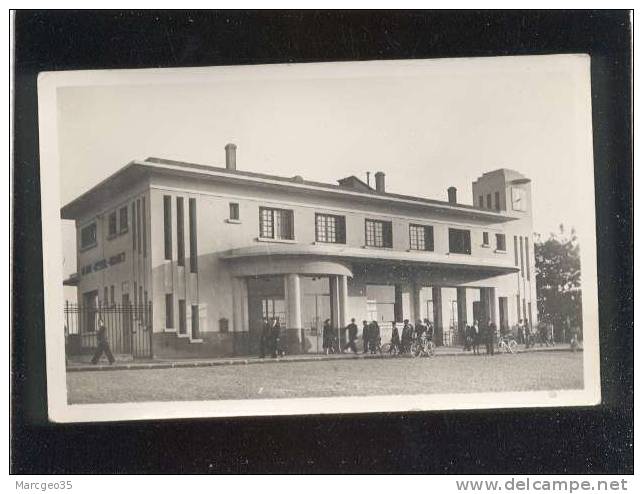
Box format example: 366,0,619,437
225,143,237,170
447,186,457,204
375,171,386,193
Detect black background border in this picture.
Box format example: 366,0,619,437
11,10,633,474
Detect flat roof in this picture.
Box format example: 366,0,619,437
61,157,518,223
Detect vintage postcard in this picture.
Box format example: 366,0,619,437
38,56,600,422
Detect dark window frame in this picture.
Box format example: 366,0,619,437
315,213,346,244
448,228,471,255
494,191,501,210
496,233,507,251
229,202,240,221
119,206,129,233
165,293,174,329
107,211,117,237
189,198,198,273
163,195,172,260
259,207,294,240
178,299,187,334
176,197,185,266
482,231,490,246
365,219,393,248
409,224,434,251
80,222,97,250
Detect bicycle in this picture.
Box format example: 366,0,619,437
380,341,401,356
498,335,518,354
411,336,436,358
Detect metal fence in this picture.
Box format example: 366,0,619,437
64,302,153,359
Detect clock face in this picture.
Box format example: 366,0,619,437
511,187,526,212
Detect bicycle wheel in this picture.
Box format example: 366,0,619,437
409,342,419,357
381,342,392,354
508,340,518,354
428,341,436,357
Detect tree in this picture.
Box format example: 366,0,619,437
534,225,582,340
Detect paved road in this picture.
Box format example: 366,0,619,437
67,351,583,404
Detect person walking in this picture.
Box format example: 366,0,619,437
370,320,381,354
472,320,481,355
344,318,358,353
486,319,497,355
401,319,413,354
259,317,270,358
91,317,115,365
323,318,333,355
362,320,370,354
390,322,401,354
271,317,282,358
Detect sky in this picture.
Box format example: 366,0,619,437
57,55,594,277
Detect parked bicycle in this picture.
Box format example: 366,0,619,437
498,334,518,354
411,335,436,358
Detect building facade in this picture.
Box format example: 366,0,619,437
62,144,537,358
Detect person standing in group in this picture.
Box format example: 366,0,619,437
486,319,497,355
91,317,115,365
362,320,370,354
271,317,282,358
343,318,358,354
472,319,481,355
517,319,525,345
401,319,413,354
390,321,401,354
323,318,333,355
424,319,434,343
370,320,381,354
259,317,270,358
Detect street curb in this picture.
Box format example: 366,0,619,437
66,346,582,372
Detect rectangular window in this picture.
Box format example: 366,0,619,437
136,199,141,254
486,194,492,209
229,202,239,221
496,233,506,251
178,299,187,334
513,235,518,266
189,198,198,273
315,213,346,244
142,197,147,258
482,232,489,246
108,212,117,237
259,207,294,240
163,195,172,260
494,191,500,210
528,302,532,327
520,236,525,277
522,298,527,322
516,294,521,321
191,305,200,339
103,287,108,306
525,237,531,280
134,281,137,305
478,195,484,208
110,285,115,306
131,202,136,250
409,224,434,251
165,294,174,329
176,197,185,266
80,222,97,249
119,206,128,233
365,219,393,248
448,228,471,254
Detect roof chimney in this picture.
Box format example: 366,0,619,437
225,143,237,170
375,171,386,193
447,186,457,204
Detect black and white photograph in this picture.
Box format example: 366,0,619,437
36,54,601,422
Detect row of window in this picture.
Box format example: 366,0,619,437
79,200,146,255
163,195,198,272
513,235,531,280
478,191,502,211
165,294,200,339
257,207,508,255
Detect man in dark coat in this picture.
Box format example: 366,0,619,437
390,322,401,354
401,319,413,354
369,321,381,354
362,320,370,354
486,319,497,355
323,318,333,354
259,317,270,358
91,317,115,365
344,318,358,353
271,317,282,358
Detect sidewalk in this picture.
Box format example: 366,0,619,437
66,344,580,372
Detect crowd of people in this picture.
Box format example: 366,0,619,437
257,315,561,360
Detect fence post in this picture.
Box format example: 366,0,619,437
148,301,153,359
